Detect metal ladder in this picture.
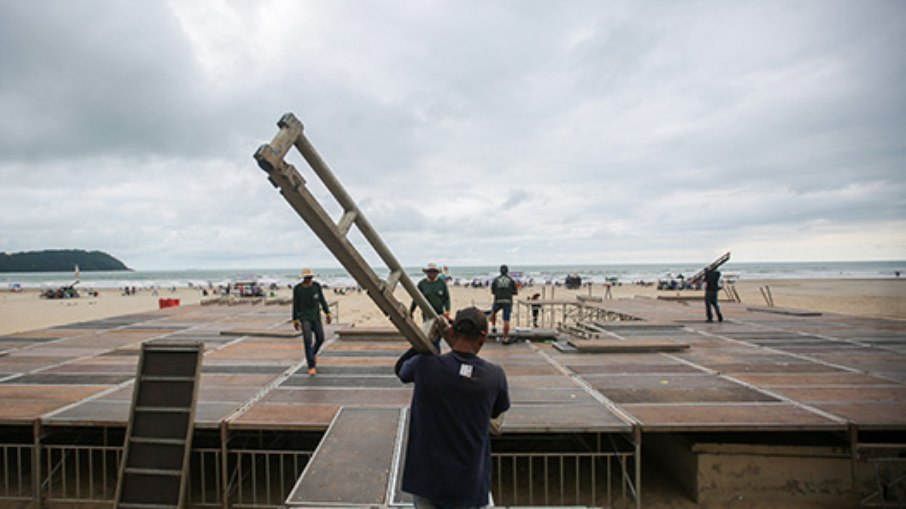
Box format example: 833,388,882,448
254,113,449,354
114,341,203,509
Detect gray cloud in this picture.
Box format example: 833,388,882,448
1,0,904,269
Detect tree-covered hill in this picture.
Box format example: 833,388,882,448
0,250,131,272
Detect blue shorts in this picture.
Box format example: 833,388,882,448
491,302,512,322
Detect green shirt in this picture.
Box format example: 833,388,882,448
292,282,330,321
491,275,517,304
410,277,451,315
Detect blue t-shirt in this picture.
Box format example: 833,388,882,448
398,350,510,506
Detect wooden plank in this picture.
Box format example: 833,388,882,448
747,306,823,317
229,403,339,431
504,404,631,433
568,339,690,353
335,327,405,340
489,327,560,340
594,321,683,330
219,328,300,338
286,407,402,505
623,402,845,432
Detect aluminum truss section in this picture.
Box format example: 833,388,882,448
254,113,449,354
114,341,203,509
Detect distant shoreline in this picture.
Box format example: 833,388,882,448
1,277,903,337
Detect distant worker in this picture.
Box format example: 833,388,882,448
292,268,332,376
704,267,723,323
530,293,542,327
396,306,510,508
409,263,452,350
490,264,518,344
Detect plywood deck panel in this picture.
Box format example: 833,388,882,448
507,375,583,390
324,343,408,354
596,386,778,404
41,363,139,375
0,299,901,434
505,404,631,432
3,373,133,385
305,365,393,376
334,327,406,340
102,385,264,404
262,387,412,406
44,400,129,425
566,363,704,375
623,403,845,431
568,339,690,353
286,407,402,506
509,387,599,404
219,328,299,338
0,400,81,423
769,386,906,403
0,384,107,400
281,375,405,389
811,402,906,429
0,355,77,372
313,357,395,368
201,365,290,375
229,403,340,430
730,372,895,387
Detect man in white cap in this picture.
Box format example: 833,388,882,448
409,263,451,350
292,268,331,376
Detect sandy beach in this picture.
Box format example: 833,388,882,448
1,278,903,336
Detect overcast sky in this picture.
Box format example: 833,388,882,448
1,1,904,270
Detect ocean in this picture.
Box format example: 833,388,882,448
1,261,903,290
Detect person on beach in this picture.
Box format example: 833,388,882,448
530,292,542,327
490,264,518,344
409,263,452,321
292,268,332,375
409,263,451,350
395,306,510,508
704,267,723,323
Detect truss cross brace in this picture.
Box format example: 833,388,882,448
254,113,449,354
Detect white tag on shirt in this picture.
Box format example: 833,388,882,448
459,363,473,378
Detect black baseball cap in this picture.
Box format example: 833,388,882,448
453,306,488,337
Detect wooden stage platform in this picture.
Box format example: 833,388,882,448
0,297,903,507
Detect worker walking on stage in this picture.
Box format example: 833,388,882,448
704,267,723,323
409,263,452,350
396,306,510,508
490,264,518,344
292,268,332,376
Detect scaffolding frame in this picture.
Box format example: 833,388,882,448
254,113,448,354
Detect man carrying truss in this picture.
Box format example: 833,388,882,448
704,267,724,323
396,306,510,508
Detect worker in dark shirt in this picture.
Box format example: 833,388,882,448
490,264,518,344
409,263,452,321
396,306,510,508
409,262,452,351
292,268,331,375
704,268,723,323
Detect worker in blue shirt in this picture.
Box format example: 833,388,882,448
395,306,510,508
